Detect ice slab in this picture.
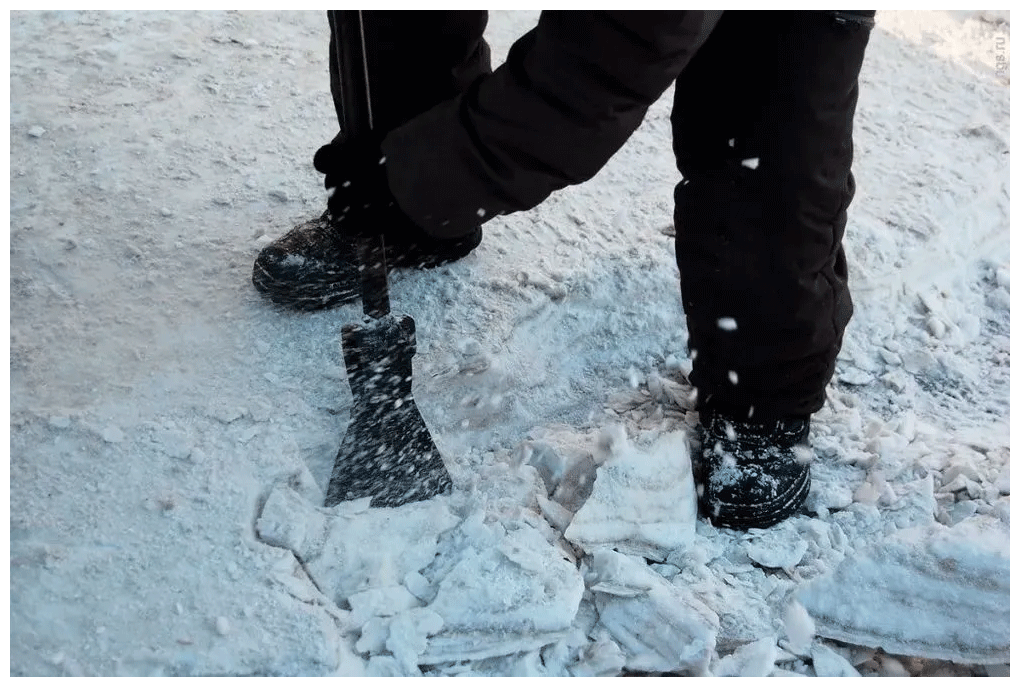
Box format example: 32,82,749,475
256,485,460,602
796,516,1009,664
565,429,697,561
422,522,585,664
590,549,718,674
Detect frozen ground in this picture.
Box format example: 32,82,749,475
7,10,1010,677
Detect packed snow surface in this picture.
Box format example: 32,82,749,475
7,10,1010,677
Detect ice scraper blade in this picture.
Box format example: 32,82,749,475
324,10,452,508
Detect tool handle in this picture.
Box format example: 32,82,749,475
332,10,390,319
358,234,390,319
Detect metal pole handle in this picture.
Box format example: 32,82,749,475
333,10,390,319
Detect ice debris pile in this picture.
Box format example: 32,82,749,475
255,419,1009,677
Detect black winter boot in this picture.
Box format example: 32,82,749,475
695,412,812,530
252,213,482,311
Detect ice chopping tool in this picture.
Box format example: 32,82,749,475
324,10,452,508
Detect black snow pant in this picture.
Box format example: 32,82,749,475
327,11,492,140
325,10,874,423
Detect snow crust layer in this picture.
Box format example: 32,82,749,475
797,516,1010,664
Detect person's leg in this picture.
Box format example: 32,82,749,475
671,10,874,527
328,10,490,137
673,10,872,422
254,11,490,311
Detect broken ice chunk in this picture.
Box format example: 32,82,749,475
101,425,125,443
569,637,627,677
744,526,809,569
523,442,566,496
255,485,459,603
796,516,1009,664
564,430,697,561
386,609,444,675
811,643,860,677
591,550,718,675
348,586,420,626
782,600,815,655
421,523,584,664
839,367,874,386
366,655,407,677
536,494,573,534
357,617,390,654
551,452,599,513
741,158,759,169
214,616,231,636
256,485,328,553
712,636,778,677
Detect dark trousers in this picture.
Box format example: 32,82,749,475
672,12,871,421
326,10,873,422
328,10,491,136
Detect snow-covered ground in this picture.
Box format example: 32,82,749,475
7,10,1010,677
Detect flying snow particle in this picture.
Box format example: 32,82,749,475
724,422,737,442
717,317,738,331
728,138,735,147
793,445,815,465
342,180,351,188
477,208,486,218
728,370,739,385
747,406,755,419
102,426,125,443
378,156,387,165
741,158,760,170
690,349,698,361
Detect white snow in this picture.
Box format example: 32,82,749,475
7,9,1010,678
